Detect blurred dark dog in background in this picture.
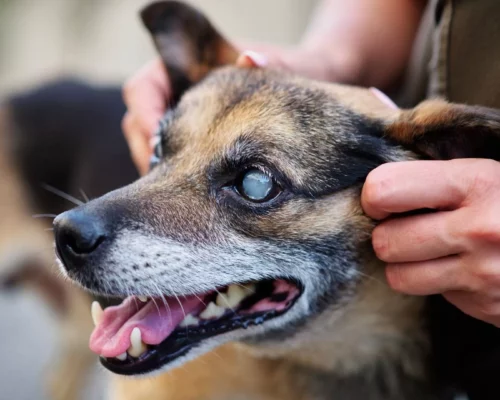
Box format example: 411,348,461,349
0,80,138,400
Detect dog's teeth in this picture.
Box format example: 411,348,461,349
215,293,229,308
243,283,256,294
228,284,249,303
91,301,104,327
116,352,127,361
137,296,148,303
179,314,200,327
199,302,226,319
127,327,148,358
216,284,247,308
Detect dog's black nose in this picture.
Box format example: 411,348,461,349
54,209,106,268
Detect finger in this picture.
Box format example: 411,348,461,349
123,57,169,134
444,290,500,327
372,210,466,263
122,113,152,176
362,160,469,220
122,109,163,144
235,51,268,68
385,255,470,295
129,133,151,176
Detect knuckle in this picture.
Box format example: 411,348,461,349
476,297,500,317
466,212,500,243
364,169,392,210
122,78,138,103
372,225,390,260
469,160,500,193
472,266,500,287
385,265,407,292
121,113,134,137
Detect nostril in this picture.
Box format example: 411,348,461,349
63,230,105,255
54,210,107,262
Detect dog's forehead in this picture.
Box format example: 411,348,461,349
171,66,398,143
173,67,303,144
168,67,389,152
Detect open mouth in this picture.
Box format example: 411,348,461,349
90,278,302,375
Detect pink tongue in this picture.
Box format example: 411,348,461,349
90,295,205,358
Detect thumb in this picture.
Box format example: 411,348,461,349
237,47,329,81
236,43,299,71
236,50,295,71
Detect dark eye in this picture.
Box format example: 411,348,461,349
235,169,281,203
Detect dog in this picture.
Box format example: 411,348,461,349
0,79,138,399
53,2,500,399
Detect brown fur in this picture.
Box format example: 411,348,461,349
110,343,306,400
386,99,500,159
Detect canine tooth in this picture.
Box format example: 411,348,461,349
137,296,148,303
179,314,199,327
116,352,127,361
243,283,256,294
199,302,226,319
128,327,147,358
217,285,247,308
215,293,229,308
91,301,104,326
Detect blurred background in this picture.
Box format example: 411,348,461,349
0,0,317,92
0,1,318,399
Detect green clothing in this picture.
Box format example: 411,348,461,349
399,0,500,109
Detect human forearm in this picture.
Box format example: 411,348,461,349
297,0,427,88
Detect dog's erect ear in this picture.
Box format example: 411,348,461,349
141,1,239,102
385,99,500,160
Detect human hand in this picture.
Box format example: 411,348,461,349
122,57,170,175
362,159,500,327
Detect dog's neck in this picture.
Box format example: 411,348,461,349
248,261,428,387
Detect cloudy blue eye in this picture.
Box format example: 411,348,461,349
236,169,281,203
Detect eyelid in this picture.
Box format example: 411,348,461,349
218,164,275,190
248,164,274,179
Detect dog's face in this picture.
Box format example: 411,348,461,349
54,1,500,377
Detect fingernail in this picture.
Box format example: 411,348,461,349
369,87,398,110
241,50,268,67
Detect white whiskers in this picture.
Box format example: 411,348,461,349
79,188,90,203
41,183,84,206
32,213,57,219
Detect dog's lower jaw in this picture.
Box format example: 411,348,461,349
244,267,433,399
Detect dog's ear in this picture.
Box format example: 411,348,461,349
141,1,239,103
385,99,500,160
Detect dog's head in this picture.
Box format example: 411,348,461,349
54,1,500,376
